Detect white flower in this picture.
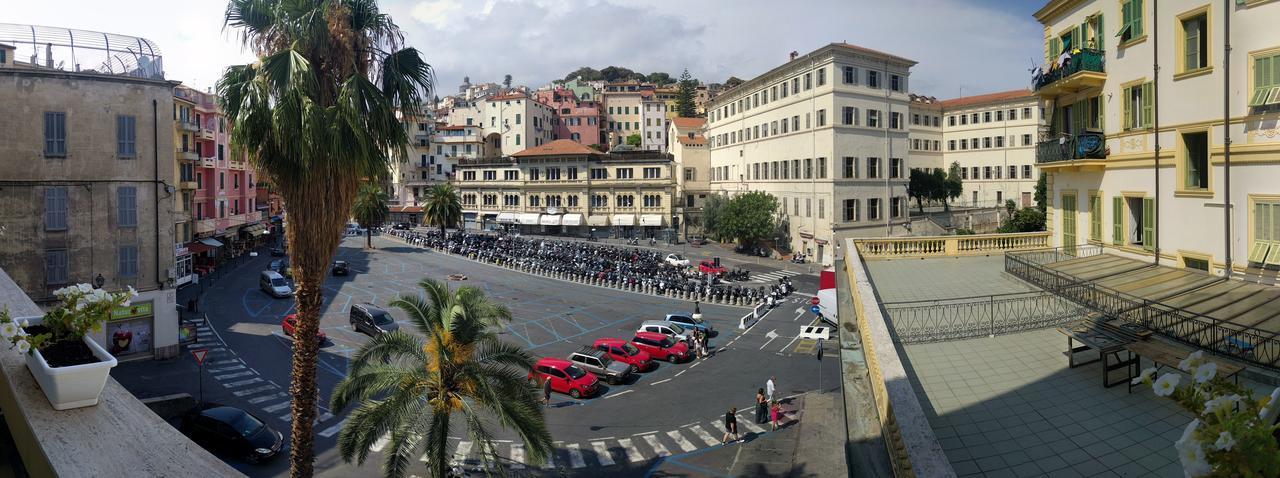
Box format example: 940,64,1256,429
0,323,15,338
15,339,30,354
1132,367,1158,385
1179,351,1205,372
127,285,139,298
1193,362,1217,383
1177,419,1200,446
77,283,94,294
1177,440,1211,478
1154,373,1181,397
19,319,29,328
1214,431,1235,451
1202,394,1241,415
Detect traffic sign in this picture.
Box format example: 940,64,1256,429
810,297,821,305
810,305,822,315
192,348,209,366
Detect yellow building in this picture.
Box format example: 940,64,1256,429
172,88,199,286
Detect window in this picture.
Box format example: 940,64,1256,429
817,109,826,127
1249,200,1280,265
1023,165,1033,178
45,186,68,231
868,198,882,220
568,167,578,180
868,110,880,128
1184,256,1210,271
1022,134,1033,146
1009,165,1018,179
948,116,956,127
1113,196,1125,245
960,114,968,125
817,68,826,86
116,115,136,157
462,171,476,181
804,72,812,90
117,186,137,228
890,158,903,179
1090,194,1102,242
803,158,813,179
1249,52,1280,109
843,157,859,178
1179,11,1208,73
818,157,827,179
643,194,662,207
970,113,979,124
45,250,68,285
591,168,607,179
1009,109,1019,120
504,170,519,181
983,166,992,179
617,195,634,207
843,107,858,125
843,66,857,84
792,116,800,131
793,197,799,216
983,137,992,149
948,140,956,151
868,71,880,89
44,112,67,157
867,158,881,179
644,167,661,179
971,167,979,179
890,112,901,129
1119,0,1145,44
118,245,138,278
890,197,902,218
844,199,860,222
1182,131,1209,189
483,170,497,181
961,167,969,180
995,136,1005,148
529,195,540,207
960,139,968,150
1123,82,1155,130
616,168,634,179
515,134,521,145
890,74,901,92
996,110,1004,122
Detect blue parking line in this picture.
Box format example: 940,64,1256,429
561,316,589,332
503,325,536,347
531,318,563,341
525,316,636,351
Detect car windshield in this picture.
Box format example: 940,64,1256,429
271,278,287,287
226,411,264,437
621,343,640,355
659,337,675,348
672,255,684,260
373,313,394,325
667,323,685,334
564,365,586,379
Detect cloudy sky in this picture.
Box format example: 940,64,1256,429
6,0,1044,100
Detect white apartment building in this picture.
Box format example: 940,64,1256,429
1034,0,1280,275
669,117,710,235
443,92,554,156
707,43,916,265
908,95,944,172
603,81,647,148
642,95,669,152
940,90,1044,208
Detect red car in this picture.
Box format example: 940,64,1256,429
631,331,691,363
698,260,727,276
593,338,656,373
281,314,326,345
529,358,599,399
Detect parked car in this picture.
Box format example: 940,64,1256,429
698,260,727,276
270,246,286,257
268,259,291,279
331,260,350,276
688,236,707,246
664,254,690,267
631,331,691,363
567,347,631,385
665,313,714,335
259,271,292,298
350,303,398,336
592,338,655,373
638,320,692,343
281,314,326,345
529,358,599,399
180,405,283,464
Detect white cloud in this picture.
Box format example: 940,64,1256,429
410,0,464,29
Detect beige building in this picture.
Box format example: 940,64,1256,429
1034,0,1280,275
939,90,1044,208
642,93,669,152
443,92,555,156
455,140,676,238
172,88,199,286
0,30,179,360
707,43,917,265
669,117,711,235
908,95,944,172
603,81,647,147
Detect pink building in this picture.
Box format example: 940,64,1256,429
535,88,603,146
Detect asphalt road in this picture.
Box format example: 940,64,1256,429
118,234,836,477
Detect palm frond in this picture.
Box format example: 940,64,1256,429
340,331,426,386
388,293,440,337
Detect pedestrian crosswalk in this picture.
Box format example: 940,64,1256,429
751,270,799,283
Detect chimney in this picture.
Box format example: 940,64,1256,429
45,43,54,68
789,51,798,61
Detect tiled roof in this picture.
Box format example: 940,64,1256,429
677,136,707,146
490,93,527,101
938,89,1034,109
672,117,706,129
511,139,598,157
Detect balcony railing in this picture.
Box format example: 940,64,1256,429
193,212,262,235
853,232,1051,259
1036,133,1107,164
1034,48,1105,94
175,148,196,161
228,160,246,171
199,157,215,168
178,120,199,132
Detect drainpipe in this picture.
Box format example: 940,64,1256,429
1152,0,1162,265
1222,0,1233,277
153,99,163,289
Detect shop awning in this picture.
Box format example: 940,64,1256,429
587,215,609,226
640,215,663,226
612,215,636,226
539,215,562,226
199,238,224,248
496,212,517,224
562,214,584,226
517,213,542,225
186,242,214,254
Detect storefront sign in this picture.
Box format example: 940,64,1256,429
179,324,198,345
175,243,189,257
111,302,153,321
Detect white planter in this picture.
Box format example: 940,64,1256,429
21,323,118,410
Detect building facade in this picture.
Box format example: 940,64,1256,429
1033,0,1280,275
939,90,1043,208
641,92,669,152
706,43,917,265
669,118,710,236
444,92,555,156
534,87,604,145
603,81,647,148
172,88,199,287
908,94,945,172
455,140,675,238
0,32,180,360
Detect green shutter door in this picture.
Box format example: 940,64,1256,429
1063,194,1078,256
1097,15,1105,50
1267,204,1280,266
1185,19,1200,71
1113,196,1124,245
1090,195,1102,242
1249,202,1271,263
1140,83,1154,128
1133,0,1144,37
1072,100,1087,135
1119,2,1133,41
1142,197,1156,251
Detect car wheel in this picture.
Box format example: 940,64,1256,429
667,355,678,363
630,364,638,373
569,389,581,399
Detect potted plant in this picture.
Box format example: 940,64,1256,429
0,283,137,410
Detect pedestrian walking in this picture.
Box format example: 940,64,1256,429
722,407,739,444
755,388,768,424
699,332,709,359
542,376,552,407
770,400,782,430
766,376,776,402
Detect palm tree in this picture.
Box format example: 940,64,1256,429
331,279,553,478
422,183,461,233
352,184,390,249
218,0,433,474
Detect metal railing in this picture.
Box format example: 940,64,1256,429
853,231,1050,259
0,23,164,80
1006,247,1280,370
1036,133,1107,164
1033,48,1105,92
883,291,1085,344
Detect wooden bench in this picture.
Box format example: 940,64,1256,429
1058,320,1136,388
1124,340,1244,394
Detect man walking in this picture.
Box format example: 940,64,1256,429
766,376,776,402
722,407,739,444
543,376,552,407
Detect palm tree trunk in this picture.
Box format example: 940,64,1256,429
366,228,372,249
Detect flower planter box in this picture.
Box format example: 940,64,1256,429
18,316,118,410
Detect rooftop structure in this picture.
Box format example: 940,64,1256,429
0,23,163,80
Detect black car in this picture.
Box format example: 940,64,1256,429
350,303,399,336
332,260,350,276
180,406,283,463
270,246,286,257
269,259,291,278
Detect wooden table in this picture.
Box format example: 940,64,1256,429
1124,341,1244,393
1058,321,1137,388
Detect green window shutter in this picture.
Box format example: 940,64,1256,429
1184,19,1200,71
1142,197,1156,251
1140,82,1154,128
1119,2,1133,40
1122,87,1132,130
1267,205,1280,266
1132,0,1144,37
1098,15,1105,50
1113,196,1124,245
1254,56,1276,107
1249,203,1271,263
1073,100,1087,134
1097,94,1105,130
1090,195,1102,241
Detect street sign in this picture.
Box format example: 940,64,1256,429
810,297,821,305
810,305,822,315
192,348,209,366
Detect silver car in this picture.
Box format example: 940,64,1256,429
637,320,692,343
567,347,632,385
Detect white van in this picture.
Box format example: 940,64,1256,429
260,270,292,298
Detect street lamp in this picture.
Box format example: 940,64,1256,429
94,273,105,289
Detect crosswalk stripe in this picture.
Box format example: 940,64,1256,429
453,440,472,464
641,434,670,457
225,377,265,388
565,443,586,468
738,415,766,434
206,359,239,366
509,443,525,469
232,384,274,396
318,419,346,438
617,438,643,463
590,441,616,467
206,364,246,373
316,412,334,424
371,433,391,452
247,392,289,405
263,401,291,413
214,370,256,380
688,425,720,447
666,430,697,452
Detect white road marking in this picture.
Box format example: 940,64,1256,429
617,438,643,463
604,390,633,399
674,370,686,377
566,443,586,468
509,443,525,469
248,392,289,404
263,401,292,413
225,378,265,389
214,370,256,380
207,364,246,373
206,359,240,366
232,384,274,396
452,440,472,463
371,433,391,452
590,441,616,466
779,332,803,352
641,434,670,457
738,415,766,434
758,329,779,350
316,412,334,424
666,430,697,452
318,419,346,438
650,378,671,386
688,425,720,447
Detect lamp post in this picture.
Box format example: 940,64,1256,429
94,273,105,289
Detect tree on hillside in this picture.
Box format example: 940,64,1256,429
351,184,390,249
646,72,672,85
218,0,434,473
718,191,779,246
626,134,642,147
564,67,603,82
675,69,698,118
601,66,639,82
503,74,512,89
723,76,745,88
